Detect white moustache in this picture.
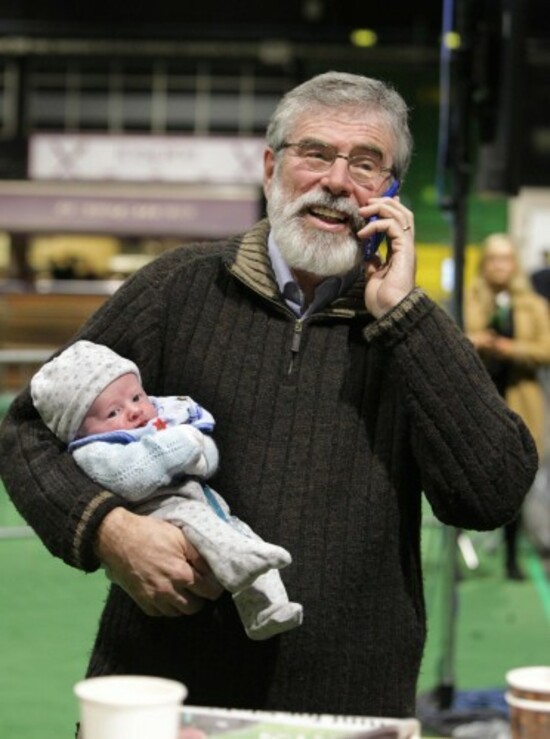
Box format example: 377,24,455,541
292,192,364,233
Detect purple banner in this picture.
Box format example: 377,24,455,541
0,184,262,237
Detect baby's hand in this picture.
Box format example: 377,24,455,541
184,433,219,478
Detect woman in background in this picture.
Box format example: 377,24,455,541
465,233,550,579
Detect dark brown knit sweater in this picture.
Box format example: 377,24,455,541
0,220,537,718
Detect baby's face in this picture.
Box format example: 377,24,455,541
78,373,157,437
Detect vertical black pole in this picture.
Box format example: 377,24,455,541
433,0,473,711
448,0,472,334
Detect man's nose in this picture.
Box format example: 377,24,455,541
320,157,354,196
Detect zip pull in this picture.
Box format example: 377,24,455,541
288,320,303,374
291,320,303,353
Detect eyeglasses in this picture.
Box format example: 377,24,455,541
278,140,394,187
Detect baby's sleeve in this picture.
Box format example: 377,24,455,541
73,425,209,500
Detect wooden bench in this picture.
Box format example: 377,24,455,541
0,291,109,392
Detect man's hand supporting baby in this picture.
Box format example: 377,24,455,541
95,508,223,616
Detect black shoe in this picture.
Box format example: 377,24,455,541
506,562,526,581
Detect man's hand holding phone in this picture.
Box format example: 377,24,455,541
362,180,401,258
358,182,416,319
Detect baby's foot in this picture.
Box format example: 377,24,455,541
240,600,304,641
183,522,291,591
214,538,291,591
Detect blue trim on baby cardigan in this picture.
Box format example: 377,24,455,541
201,484,230,523
69,430,135,451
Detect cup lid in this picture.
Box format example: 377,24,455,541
506,666,550,694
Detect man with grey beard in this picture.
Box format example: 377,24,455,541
0,72,537,724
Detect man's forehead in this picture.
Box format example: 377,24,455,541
289,110,392,156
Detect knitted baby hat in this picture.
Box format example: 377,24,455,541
30,340,141,443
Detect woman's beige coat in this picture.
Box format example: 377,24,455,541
465,288,550,455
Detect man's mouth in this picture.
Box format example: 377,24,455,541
307,205,350,226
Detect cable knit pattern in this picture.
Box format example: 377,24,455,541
0,219,537,718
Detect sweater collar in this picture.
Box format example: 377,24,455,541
226,219,369,318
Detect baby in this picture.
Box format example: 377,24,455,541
31,340,303,640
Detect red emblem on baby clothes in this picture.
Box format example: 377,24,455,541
152,418,168,431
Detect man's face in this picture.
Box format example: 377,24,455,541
263,109,396,277
78,373,157,437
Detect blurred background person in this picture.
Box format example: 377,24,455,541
464,233,550,579
530,248,550,302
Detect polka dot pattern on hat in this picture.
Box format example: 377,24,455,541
30,341,141,443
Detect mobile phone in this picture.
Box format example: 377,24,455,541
362,179,401,259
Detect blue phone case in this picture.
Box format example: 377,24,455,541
362,180,401,259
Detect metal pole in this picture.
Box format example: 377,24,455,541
432,0,474,710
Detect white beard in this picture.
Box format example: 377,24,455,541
266,176,363,277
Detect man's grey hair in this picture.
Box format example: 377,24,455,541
266,71,413,180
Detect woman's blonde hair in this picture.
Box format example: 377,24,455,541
471,233,533,310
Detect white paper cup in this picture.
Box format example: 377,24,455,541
74,675,187,739
506,666,550,739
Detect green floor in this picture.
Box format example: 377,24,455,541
1,489,549,739
418,524,550,695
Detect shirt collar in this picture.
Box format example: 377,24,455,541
267,231,360,317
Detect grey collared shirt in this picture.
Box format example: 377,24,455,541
267,232,360,317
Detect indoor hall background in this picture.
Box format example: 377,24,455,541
1,2,550,738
